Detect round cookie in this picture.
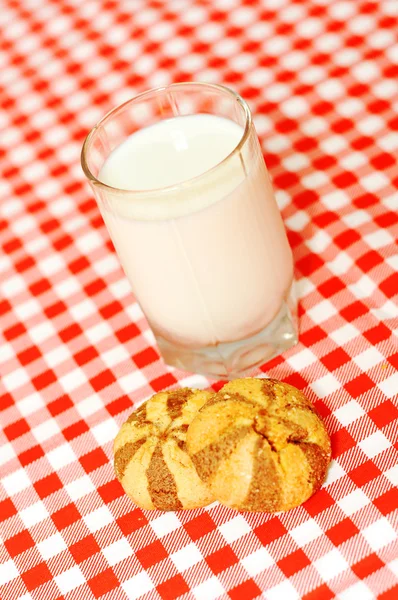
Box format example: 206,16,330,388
114,388,215,511
186,378,331,512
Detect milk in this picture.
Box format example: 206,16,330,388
98,114,293,349
100,113,244,191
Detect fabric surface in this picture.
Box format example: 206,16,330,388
0,0,397,599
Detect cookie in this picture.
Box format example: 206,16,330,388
186,378,331,512
114,388,215,510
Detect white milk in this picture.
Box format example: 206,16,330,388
98,114,293,348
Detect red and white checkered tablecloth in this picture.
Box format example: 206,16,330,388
0,0,397,598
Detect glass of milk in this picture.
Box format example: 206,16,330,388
81,82,297,378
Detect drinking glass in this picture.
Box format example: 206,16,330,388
81,82,298,378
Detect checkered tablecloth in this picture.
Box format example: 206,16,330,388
1,0,397,598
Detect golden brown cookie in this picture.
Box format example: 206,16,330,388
186,378,331,512
114,388,215,510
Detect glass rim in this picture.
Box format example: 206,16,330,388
80,81,252,196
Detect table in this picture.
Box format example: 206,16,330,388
0,0,397,598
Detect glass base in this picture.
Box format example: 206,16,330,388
157,285,298,379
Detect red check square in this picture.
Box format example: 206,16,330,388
379,585,398,600
59,323,83,342
107,395,132,416
344,374,374,399
318,276,345,298
133,347,159,368
116,323,140,343
364,324,391,345
352,553,385,579
18,444,44,466
21,562,52,591
369,401,398,428
88,568,119,598
0,393,14,411
278,549,311,576
0,498,17,521
373,489,398,516
74,346,99,366
380,269,398,297
303,584,334,600
70,535,101,564
341,300,368,322
137,540,168,569
304,489,334,516
157,575,189,600
184,513,216,541
4,418,29,441
63,419,90,441
330,428,356,457
98,480,124,504
80,448,108,473
326,518,359,546
52,503,81,530
206,546,238,574
321,348,350,371
255,517,287,545
34,473,63,499
32,369,57,391
117,510,148,535
17,345,41,366
48,395,73,416
151,373,178,392
296,253,324,276
300,326,328,346
349,461,381,487
5,530,35,557
90,369,116,391
229,580,262,600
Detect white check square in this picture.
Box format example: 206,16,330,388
66,475,96,501
48,443,76,470
193,577,225,600
315,548,349,581
330,324,359,345
20,501,49,528
3,368,29,392
287,348,317,371
171,543,203,571
122,572,154,599
38,533,67,560
339,581,375,600
362,518,396,551
219,515,251,543
378,373,398,399
2,468,31,496
359,431,391,458
290,519,323,546
84,506,114,533
337,489,370,516
310,374,341,399
334,401,365,426
242,547,274,575
0,559,19,586
55,566,85,595
32,419,61,443
0,442,16,467
103,538,132,566
353,348,384,371
307,300,337,324
151,513,181,537
92,418,119,445
267,580,300,600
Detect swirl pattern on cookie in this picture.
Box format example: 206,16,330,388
114,388,215,510
186,378,331,512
